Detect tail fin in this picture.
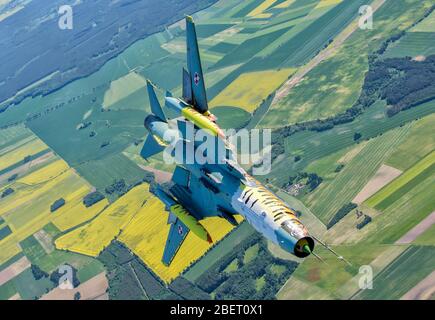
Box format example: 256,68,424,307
186,16,208,113
147,80,167,121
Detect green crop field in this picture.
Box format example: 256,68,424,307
207,0,365,101
211,106,251,129
330,162,435,246
366,151,435,210
183,222,256,283
375,163,434,212
273,0,367,68
0,252,25,272
383,3,435,58
0,268,53,300
208,41,238,54
75,153,146,194
20,235,105,280
266,99,435,188
0,0,434,301
386,113,435,171
0,125,33,151
230,0,265,18
243,244,260,264
414,224,435,246
305,124,410,223
384,32,435,58
280,243,386,299
411,9,435,32
353,246,435,300
260,0,433,128
211,27,292,70
196,23,235,38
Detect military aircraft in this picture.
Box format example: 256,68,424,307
140,16,345,266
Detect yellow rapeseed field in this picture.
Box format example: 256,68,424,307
52,186,109,231
119,196,243,283
0,159,108,264
55,184,152,256
248,0,277,17
0,137,48,172
18,158,69,185
273,0,295,9
209,68,295,112
314,0,343,10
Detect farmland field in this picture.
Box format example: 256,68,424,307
302,124,410,222
210,106,251,129
183,222,255,283
260,0,433,128
0,125,33,153
365,151,435,211
55,184,153,257
414,224,435,246
103,72,148,110
209,68,295,112
325,163,434,246
353,246,435,300
385,113,435,171
279,243,386,299
211,27,292,70
0,157,110,264
75,153,146,195
411,10,435,32
20,235,105,281
119,196,244,283
1,0,434,300
266,99,435,187
384,32,435,59
0,137,48,173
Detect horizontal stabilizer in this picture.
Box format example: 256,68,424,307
147,80,166,121
140,134,165,160
162,218,189,266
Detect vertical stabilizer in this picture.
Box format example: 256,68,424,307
186,16,208,113
147,80,167,121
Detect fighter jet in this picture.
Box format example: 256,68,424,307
140,16,334,266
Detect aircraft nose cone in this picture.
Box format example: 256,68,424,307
302,244,311,255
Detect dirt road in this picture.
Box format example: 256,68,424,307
395,211,435,245
401,271,435,300
0,256,31,286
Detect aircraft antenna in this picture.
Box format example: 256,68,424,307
311,251,327,264
312,236,352,266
